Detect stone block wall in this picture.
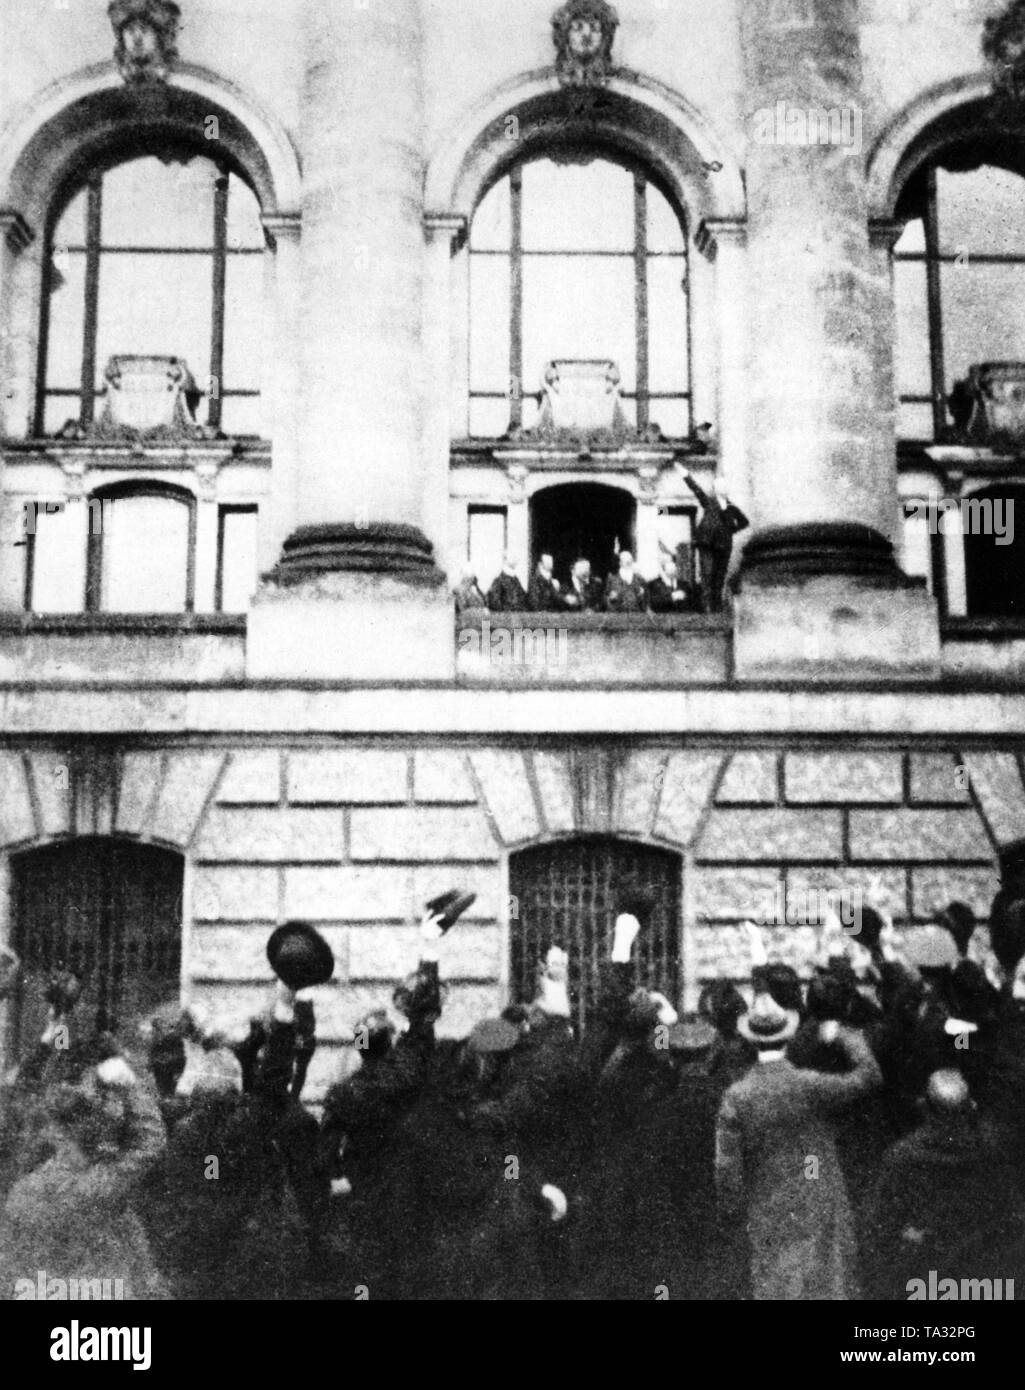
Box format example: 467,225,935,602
0,740,1018,1103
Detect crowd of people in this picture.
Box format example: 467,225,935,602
2,885,1025,1301
456,469,750,617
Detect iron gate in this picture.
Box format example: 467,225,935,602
10,837,183,1057
508,837,682,1032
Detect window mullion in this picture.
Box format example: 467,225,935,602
208,173,229,431
634,171,649,432
79,175,103,428
923,167,947,441
509,166,523,430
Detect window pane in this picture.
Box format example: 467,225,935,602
29,504,86,612
469,254,511,392
471,179,511,251
657,507,693,552
219,395,264,437
649,397,690,438
223,254,264,395
102,156,218,248
936,165,1025,258
44,252,86,388
53,188,87,247
893,259,931,398
95,252,213,388
467,508,506,590
522,254,635,392
469,396,512,438
647,184,686,253
521,158,634,251
894,217,925,255
647,257,689,394
226,174,264,251
43,395,82,436
902,508,933,590
898,401,934,440
219,508,258,612
100,494,190,612
942,262,1025,386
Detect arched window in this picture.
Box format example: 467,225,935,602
894,155,1025,441
508,836,682,1032
468,153,690,439
37,148,266,438
86,482,195,613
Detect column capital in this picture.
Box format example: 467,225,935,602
868,217,905,253
260,212,301,248
0,210,34,254
424,211,468,247
695,217,746,261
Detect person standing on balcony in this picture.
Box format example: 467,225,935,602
528,553,563,611
603,550,648,612
648,554,699,614
562,557,601,612
679,469,749,612
486,553,529,611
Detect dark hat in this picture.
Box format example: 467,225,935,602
805,970,857,1024
738,991,800,1048
850,904,885,953
989,894,1025,973
698,979,747,1036
938,901,976,957
266,921,334,991
999,839,1025,895
751,962,803,1015
425,889,477,932
945,960,998,1030
467,1017,520,1055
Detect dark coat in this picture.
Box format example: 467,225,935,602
684,476,749,553
648,576,699,614
869,1113,1020,1299
715,1026,882,1300
528,569,562,611
603,571,648,612
486,572,529,612
561,575,602,612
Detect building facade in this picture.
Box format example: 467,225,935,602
2,0,1025,1100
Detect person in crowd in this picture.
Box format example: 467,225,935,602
0,1053,168,1300
318,910,446,1287
679,467,749,612
869,1069,1020,1299
562,556,601,612
528,552,563,610
699,978,756,1086
715,963,882,1300
486,553,529,611
648,553,699,614
602,549,648,612
453,565,487,612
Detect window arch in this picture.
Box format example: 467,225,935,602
467,150,691,439
893,141,1025,441
36,143,266,438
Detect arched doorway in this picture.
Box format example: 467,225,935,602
9,837,183,1060
508,836,682,1032
530,483,635,589
963,484,1025,618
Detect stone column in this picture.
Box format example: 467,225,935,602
248,0,452,680
733,0,938,679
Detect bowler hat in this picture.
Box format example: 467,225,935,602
266,921,334,990
751,962,803,1015
738,990,800,1047
425,889,477,932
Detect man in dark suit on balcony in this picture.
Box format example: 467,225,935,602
528,553,563,611
486,553,529,611
562,557,601,612
680,468,749,612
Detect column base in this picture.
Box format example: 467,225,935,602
247,523,454,681
733,524,941,682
